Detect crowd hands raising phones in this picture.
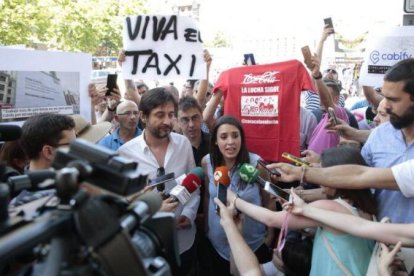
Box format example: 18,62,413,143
3,17,414,276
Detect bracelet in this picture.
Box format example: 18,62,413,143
107,105,116,112
233,194,241,214
300,166,307,185
312,72,322,80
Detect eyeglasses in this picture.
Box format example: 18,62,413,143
117,111,139,116
324,69,337,74
50,142,71,148
179,114,201,125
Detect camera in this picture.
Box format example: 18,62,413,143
0,139,180,275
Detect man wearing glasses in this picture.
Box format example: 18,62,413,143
178,96,213,275
118,87,198,275
178,96,209,167
21,113,76,171
98,100,142,151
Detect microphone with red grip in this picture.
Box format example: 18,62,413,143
213,166,230,213
168,172,202,205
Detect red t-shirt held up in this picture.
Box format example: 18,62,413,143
212,60,314,162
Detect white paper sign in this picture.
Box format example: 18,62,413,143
359,26,414,87
122,15,206,80
0,48,91,123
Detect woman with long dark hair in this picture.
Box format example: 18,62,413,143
201,115,272,275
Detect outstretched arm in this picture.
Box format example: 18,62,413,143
215,198,263,276
202,90,222,131
269,162,398,190
195,50,212,107
316,24,334,65
287,191,414,247
310,53,335,109
227,190,317,230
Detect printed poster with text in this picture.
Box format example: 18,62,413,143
0,48,91,123
359,26,414,87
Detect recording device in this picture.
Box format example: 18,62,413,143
257,159,281,177
106,74,118,96
327,107,339,125
52,139,148,196
239,163,290,202
214,166,230,212
301,46,314,69
243,53,256,65
7,170,56,198
168,173,201,205
0,139,180,275
281,152,311,167
323,17,334,33
147,172,175,188
0,124,22,142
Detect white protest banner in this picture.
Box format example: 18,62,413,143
359,26,414,87
0,48,91,123
122,15,206,80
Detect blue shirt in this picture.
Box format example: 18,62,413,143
361,122,414,223
98,127,142,151
206,153,266,260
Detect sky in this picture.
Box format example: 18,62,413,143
198,0,403,41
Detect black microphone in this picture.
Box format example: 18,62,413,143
0,124,22,142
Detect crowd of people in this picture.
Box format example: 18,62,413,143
1,23,414,276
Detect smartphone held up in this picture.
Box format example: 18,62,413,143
301,46,314,69
323,17,335,33
106,74,118,96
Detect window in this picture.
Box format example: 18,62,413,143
0,84,4,91
0,94,4,101
0,76,6,82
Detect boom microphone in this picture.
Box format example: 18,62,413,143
0,124,22,142
214,166,230,212
239,163,290,201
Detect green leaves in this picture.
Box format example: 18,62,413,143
0,0,147,55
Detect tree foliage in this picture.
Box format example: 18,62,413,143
205,31,230,48
0,0,147,55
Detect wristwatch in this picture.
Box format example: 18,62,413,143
313,72,323,80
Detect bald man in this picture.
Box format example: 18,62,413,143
98,100,142,150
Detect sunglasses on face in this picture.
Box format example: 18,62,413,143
324,69,337,74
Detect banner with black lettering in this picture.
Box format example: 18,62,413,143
359,26,414,87
122,15,206,80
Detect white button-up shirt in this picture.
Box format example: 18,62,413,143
118,130,198,253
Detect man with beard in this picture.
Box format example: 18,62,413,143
361,58,414,223
98,100,142,150
118,87,198,275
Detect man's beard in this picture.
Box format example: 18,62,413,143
147,124,172,139
388,105,414,129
